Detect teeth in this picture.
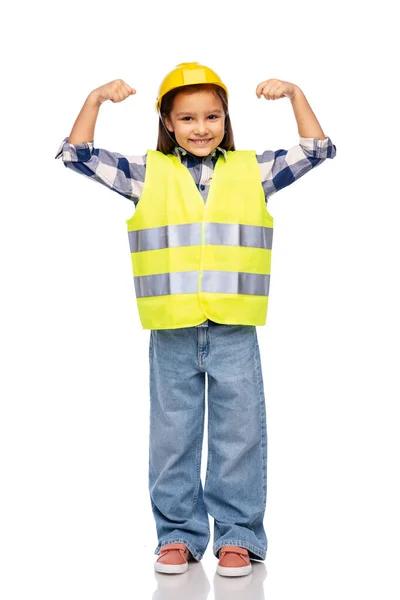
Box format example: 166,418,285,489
191,139,211,144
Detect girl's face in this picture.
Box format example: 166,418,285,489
164,89,226,157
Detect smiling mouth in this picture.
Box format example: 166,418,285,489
189,138,213,145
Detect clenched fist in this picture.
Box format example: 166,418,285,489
92,79,136,105
256,79,298,101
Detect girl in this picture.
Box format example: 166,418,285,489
55,62,336,577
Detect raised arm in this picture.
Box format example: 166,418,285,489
67,79,136,144
67,92,101,145
55,80,144,203
255,78,326,139
254,77,336,201
289,87,326,140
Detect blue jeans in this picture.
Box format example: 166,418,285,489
149,320,268,562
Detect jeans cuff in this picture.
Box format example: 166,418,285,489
213,539,267,561
155,537,209,562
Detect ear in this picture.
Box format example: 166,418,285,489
163,114,174,132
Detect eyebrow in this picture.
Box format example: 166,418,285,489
175,109,224,116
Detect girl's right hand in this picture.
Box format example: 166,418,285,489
91,79,136,105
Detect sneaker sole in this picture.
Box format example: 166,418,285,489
217,563,252,577
154,561,188,574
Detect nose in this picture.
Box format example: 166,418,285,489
193,120,209,136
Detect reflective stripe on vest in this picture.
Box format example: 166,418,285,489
126,149,274,330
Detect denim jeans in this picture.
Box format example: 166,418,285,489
149,319,268,562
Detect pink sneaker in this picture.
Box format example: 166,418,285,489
154,543,190,574
217,545,252,577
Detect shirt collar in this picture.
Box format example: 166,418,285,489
172,145,227,163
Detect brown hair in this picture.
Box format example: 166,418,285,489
156,83,235,155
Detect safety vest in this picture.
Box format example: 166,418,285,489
126,149,274,330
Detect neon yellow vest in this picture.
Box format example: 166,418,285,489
126,149,274,330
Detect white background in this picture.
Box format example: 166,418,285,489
1,1,399,598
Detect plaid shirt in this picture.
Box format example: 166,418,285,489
55,136,337,327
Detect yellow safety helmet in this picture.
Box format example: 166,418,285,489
155,62,228,112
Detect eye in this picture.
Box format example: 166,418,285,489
208,115,219,120
181,116,192,121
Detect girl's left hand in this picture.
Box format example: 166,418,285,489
256,79,299,100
